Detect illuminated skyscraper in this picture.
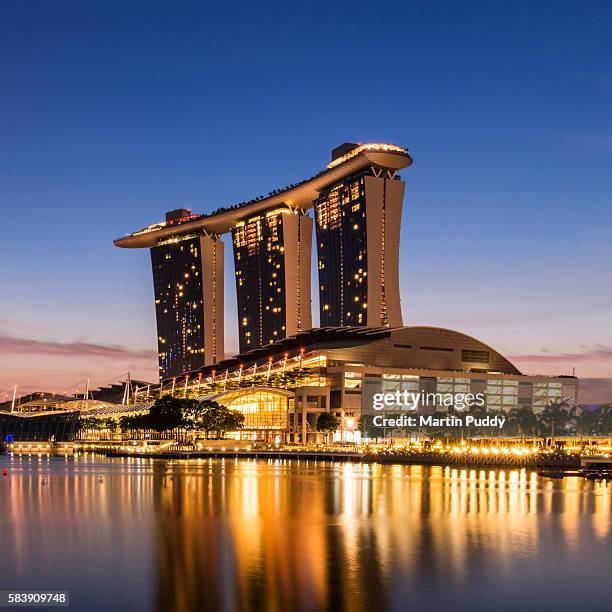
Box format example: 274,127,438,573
232,209,312,352
149,211,224,379
115,143,411,380
314,147,405,327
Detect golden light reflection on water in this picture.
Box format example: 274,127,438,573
1,456,611,612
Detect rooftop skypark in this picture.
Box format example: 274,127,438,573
114,143,412,247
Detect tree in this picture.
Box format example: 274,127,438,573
180,399,233,432
577,404,612,435
216,409,245,438
103,417,120,433
264,369,309,389
119,413,151,434
538,399,570,436
576,406,597,435
197,401,245,438
79,416,104,430
601,404,612,434
111,397,247,440
518,408,538,436
148,395,190,432
508,407,538,436
78,416,120,432
316,412,339,442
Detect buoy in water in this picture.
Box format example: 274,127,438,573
2,470,7,476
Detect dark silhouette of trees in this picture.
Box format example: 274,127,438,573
574,404,612,435
196,400,245,439
538,399,571,436
119,413,152,434
115,396,245,439
148,395,191,432
79,416,120,433
507,407,538,436
316,412,339,442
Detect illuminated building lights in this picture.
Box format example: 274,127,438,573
326,143,408,169
117,143,411,378
232,209,312,353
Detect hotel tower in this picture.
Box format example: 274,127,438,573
314,144,405,327
149,209,224,379
232,210,312,353
115,143,412,381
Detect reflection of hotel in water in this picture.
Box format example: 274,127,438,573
3,459,610,610
152,461,611,611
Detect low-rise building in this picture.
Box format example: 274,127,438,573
168,326,577,443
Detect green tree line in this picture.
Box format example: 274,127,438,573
80,395,245,439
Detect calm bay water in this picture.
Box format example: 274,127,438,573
0,455,610,612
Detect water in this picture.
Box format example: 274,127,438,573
0,455,610,612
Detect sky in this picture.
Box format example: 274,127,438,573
1,0,611,399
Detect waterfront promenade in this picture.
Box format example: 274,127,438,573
6,436,611,470
99,447,581,468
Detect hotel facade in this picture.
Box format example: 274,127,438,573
115,142,412,379
232,209,312,353
150,215,224,379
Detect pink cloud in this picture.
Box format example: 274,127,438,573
0,335,156,360
510,344,612,364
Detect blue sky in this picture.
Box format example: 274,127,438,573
1,1,611,394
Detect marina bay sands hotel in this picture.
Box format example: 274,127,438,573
115,143,413,380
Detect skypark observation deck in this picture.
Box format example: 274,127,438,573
114,144,412,246
115,143,413,380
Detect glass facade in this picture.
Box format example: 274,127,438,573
483,379,563,413
381,374,420,394
344,371,363,389
219,389,290,431
361,373,568,416
151,236,207,379
0,411,80,442
314,173,369,326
